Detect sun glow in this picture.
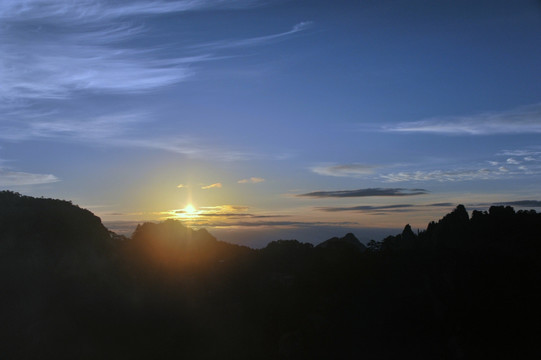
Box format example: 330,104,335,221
178,203,199,219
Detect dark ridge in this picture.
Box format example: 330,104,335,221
316,232,367,252
1,193,540,359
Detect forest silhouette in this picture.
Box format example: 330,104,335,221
1,191,540,359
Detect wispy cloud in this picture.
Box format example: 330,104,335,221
498,149,541,157
192,21,313,50
0,170,59,186
0,1,218,102
380,169,497,182
384,103,541,135
379,149,541,182
0,113,143,142
0,0,313,163
307,146,541,184
198,220,358,228
238,177,265,184
192,205,243,211
0,1,261,21
120,137,257,161
311,163,377,177
191,213,283,219
0,152,59,186
297,188,429,198
201,182,222,190
506,158,520,165
1,2,309,103
0,112,259,161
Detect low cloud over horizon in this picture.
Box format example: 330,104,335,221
316,202,455,214
297,188,429,198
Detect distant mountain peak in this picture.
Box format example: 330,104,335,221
316,232,367,252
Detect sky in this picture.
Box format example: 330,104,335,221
1,0,541,247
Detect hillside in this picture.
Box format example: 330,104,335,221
0,191,540,359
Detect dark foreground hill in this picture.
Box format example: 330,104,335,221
1,191,540,359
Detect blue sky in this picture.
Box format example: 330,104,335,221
1,0,541,246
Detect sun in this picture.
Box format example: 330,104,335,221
178,203,199,219
184,204,196,214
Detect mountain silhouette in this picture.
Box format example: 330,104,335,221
316,232,367,252
1,191,540,359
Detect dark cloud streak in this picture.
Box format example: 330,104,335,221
316,202,456,213
297,188,429,198
317,204,414,212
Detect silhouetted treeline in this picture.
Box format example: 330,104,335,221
1,191,540,359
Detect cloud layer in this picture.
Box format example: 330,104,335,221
309,147,541,183
0,0,310,104
201,183,222,190
0,1,207,102
384,103,541,135
379,149,541,182
311,163,376,177
238,177,265,184
0,0,311,162
0,170,59,186
159,204,355,229
297,188,429,198
317,204,414,212
192,21,312,50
